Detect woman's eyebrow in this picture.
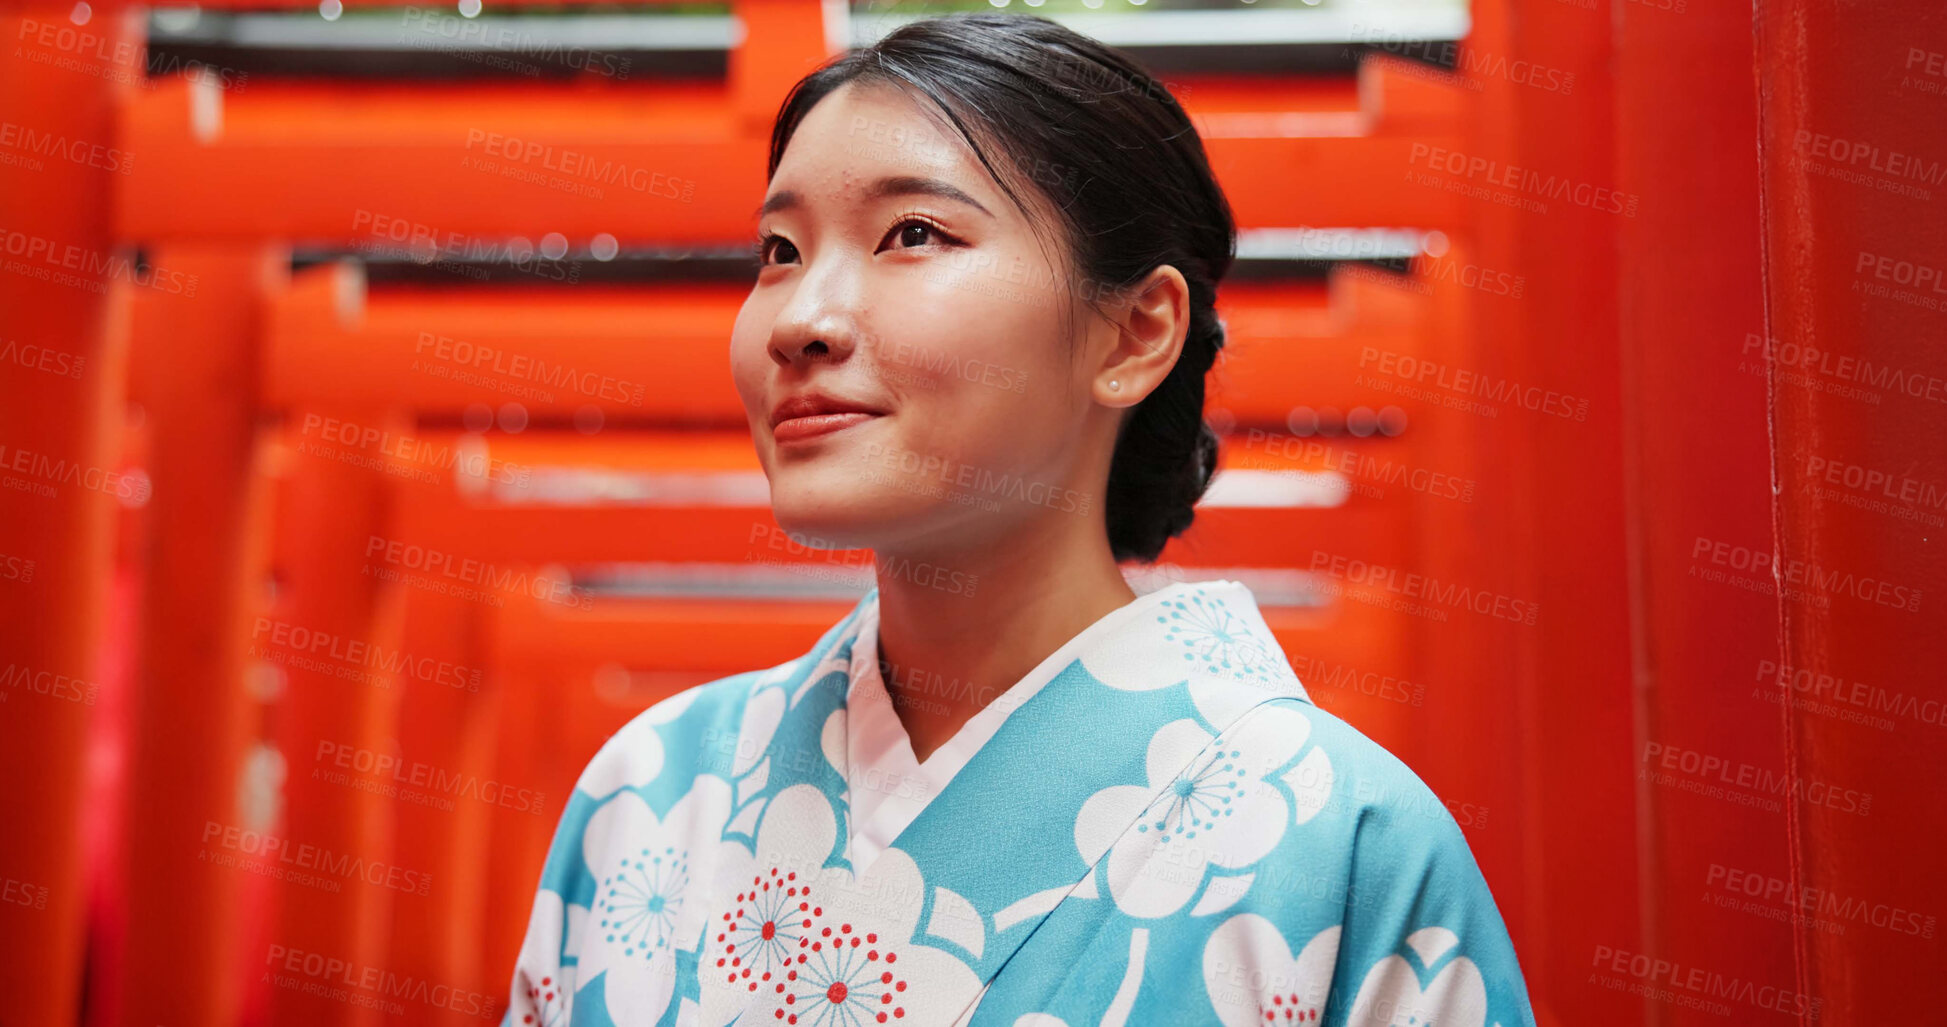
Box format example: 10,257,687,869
754,176,996,221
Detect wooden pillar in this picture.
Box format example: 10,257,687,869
386,591,505,1026
730,0,839,133
0,6,138,1021
117,246,285,1026
259,404,403,1027
1756,1,1947,1015
1438,0,1643,1019
1613,0,1797,1022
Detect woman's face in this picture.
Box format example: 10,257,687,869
730,81,1116,558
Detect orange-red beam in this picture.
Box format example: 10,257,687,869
116,64,1463,243
355,426,1403,564
263,272,1443,427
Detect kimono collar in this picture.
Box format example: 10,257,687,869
834,576,1312,734
806,576,1312,992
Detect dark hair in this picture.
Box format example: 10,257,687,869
764,13,1236,564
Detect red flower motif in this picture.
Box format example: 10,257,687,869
713,868,817,994
1261,993,1320,1022
772,923,908,1025
522,974,567,1027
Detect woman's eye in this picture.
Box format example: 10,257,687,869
755,219,951,268
882,218,953,252
758,234,799,266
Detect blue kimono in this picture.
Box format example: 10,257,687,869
505,578,1535,1026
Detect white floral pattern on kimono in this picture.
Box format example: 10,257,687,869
504,580,1535,1027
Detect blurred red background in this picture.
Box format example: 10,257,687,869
1,0,1942,1023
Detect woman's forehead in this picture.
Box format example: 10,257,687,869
774,82,1000,212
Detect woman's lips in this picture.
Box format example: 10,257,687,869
772,411,881,444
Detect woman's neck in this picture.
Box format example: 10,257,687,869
870,515,1137,764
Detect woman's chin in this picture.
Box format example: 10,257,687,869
765,465,941,554
766,498,887,553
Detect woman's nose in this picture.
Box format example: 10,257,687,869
769,264,869,367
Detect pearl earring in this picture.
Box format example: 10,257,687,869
1108,379,1121,391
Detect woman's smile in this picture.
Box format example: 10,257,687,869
773,410,884,444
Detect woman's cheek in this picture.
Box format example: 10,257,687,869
727,331,772,423
941,380,1029,470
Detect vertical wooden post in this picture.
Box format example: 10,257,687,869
117,245,284,1026
1756,1,1947,1015
260,404,403,1027
0,7,138,1021
730,0,840,134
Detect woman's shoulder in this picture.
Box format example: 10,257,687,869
1244,695,1481,856
566,655,813,801
1232,697,1533,1022
565,599,873,801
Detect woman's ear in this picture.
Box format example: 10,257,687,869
1092,265,1190,408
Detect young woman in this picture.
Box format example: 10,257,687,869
506,13,1533,1026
